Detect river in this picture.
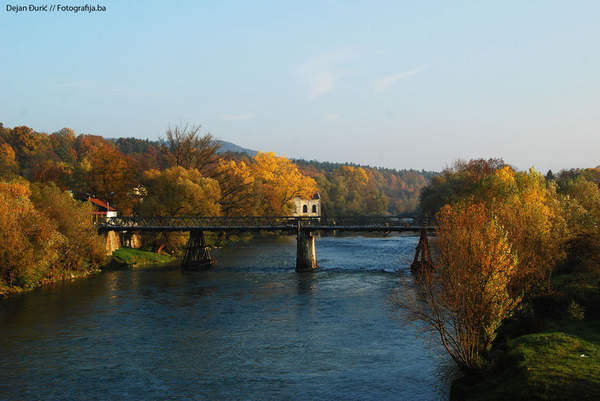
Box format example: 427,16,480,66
0,235,455,400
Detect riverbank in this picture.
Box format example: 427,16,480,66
451,272,600,401
0,268,101,298
0,248,175,298
107,247,175,268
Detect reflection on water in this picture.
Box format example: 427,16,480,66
0,235,453,400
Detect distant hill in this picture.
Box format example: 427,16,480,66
109,136,258,157
215,140,257,156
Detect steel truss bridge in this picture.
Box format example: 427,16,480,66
99,216,435,272
100,216,433,233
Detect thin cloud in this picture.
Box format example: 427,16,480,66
298,49,354,100
309,71,334,99
221,113,255,121
374,65,427,91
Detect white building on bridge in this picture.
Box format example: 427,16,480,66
292,193,321,217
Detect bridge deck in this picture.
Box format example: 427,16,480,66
99,216,434,233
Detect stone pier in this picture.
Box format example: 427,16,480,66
105,230,121,255
296,230,318,272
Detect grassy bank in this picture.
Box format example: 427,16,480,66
452,273,600,401
108,248,175,268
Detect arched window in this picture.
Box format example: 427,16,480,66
312,205,317,213
303,205,308,213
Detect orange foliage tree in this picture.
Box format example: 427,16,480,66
398,202,520,372
86,144,137,213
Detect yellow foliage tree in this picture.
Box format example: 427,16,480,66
137,167,221,253
0,143,19,178
0,182,60,290
251,152,317,215
485,167,567,293
215,159,255,216
139,166,221,216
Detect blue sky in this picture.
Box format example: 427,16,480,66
1,0,598,171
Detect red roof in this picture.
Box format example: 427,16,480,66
88,197,117,211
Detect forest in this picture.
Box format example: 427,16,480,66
0,122,434,294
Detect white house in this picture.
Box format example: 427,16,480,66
292,193,321,217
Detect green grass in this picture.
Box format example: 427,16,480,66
110,248,175,267
508,331,600,400
454,326,600,401
452,271,600,401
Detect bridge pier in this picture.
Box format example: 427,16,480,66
410,229,434,273
296,230,318,272
105,230,121,255
182,230,214,270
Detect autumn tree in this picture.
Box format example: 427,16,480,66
0,180,104,294
0,142,19,178
30,183,105,273
86,144,137,213
312,166,387,215
73,134,111,160
483,167,568,293
251,152,317,215
419,161,568,294
137,166,221,253
397,202,520,372
295,159,433,215
558,175,600,272
3,126,55,179
0,181,60,290
32,160,73,188
50,128,77,165
214,159,256,216
420,158,505,216
164,124,219,175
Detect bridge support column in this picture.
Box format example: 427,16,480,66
296,230,318,272
182,231,214,271
410,229,434,273
105,230,121,255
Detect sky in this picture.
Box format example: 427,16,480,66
1,0,598,172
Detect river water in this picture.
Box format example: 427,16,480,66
0,235,454,400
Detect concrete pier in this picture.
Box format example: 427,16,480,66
105,230,121,255
296,230,318,272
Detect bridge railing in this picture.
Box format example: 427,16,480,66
100,215,429,230
298,216,425,228
102,216,301,229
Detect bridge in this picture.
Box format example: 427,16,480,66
100,216,435,272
